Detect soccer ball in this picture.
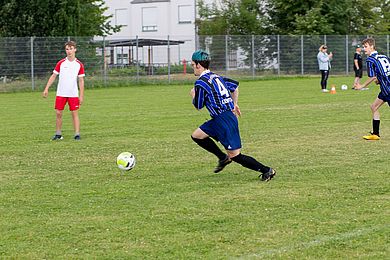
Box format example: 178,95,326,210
341,84,348,90
116,152,136,171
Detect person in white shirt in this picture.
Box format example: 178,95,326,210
317,45,333,92
42,41,85,140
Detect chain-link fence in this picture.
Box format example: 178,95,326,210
0,35,389,92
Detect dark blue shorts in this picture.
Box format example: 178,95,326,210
200,110,242,150
378,92,390,106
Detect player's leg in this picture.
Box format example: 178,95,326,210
52,96,65,140
71,110,80,138
55,109,63,134
353,69,359,88
364,97,384,140
228,149,276,181
323,70,329,89
354,77,359,87
191,127,228,163
320,70,329,92
358,69,363,85
370,98,384,134
69,97,81,140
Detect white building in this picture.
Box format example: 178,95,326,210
101,0,198,67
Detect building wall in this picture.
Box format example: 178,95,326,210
101,0,196,65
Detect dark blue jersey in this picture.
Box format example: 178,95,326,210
193,70,239,117
366,52,390,95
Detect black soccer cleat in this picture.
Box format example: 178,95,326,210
51,134,63,141
259,168,276,182
214,156,232,173
74,135,81,140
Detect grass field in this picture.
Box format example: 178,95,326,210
0,77,389,259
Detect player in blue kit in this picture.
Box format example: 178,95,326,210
189,50,276,181
355,38,390,140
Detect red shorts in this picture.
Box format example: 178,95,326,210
55,96,80,111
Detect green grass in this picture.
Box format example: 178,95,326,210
0,77,389,259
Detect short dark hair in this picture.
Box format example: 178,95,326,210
194,60,210,69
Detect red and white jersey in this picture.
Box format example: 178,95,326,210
53,57,85,97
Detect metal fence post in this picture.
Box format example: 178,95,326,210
103,36,107,86
301,35,304,75
30,37,35,90
136,35,139,83
345,35,349,75
277,35,280,76
225,35,228,76
178,44,181,64
168,35,171,84
194,0,198,50
251,35,255,79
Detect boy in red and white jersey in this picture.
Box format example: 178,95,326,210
42,41,85,140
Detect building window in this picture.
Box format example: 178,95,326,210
117,53,129,64
178,5,192,24
115,8,128,27
142,7,157,32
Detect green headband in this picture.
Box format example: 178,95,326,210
192,50,209,61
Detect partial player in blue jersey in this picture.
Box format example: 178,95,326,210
189,50,276,181
355,38,390,140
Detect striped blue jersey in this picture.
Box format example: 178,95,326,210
366,51,390,95
193,70,239,117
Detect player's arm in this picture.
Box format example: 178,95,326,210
354,59,359,70
318,53,329,63
355,77,376,89
190,87,195,99
191,85,205,110
78,76,85,105
223,77,241,117
231,88,241,117
42,73,57,98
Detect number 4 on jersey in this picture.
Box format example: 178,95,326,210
215,78,229,97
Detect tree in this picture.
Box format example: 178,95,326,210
0,0,119,37
197,0,269,35
197,0,389,35
268,0,389,35
196,0,271,70
0,1,120,80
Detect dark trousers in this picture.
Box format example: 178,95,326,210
320,70,329,89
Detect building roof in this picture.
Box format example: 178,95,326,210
107,38,185,47
131,0,170,4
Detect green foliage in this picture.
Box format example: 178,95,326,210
196,0,228,35
0,77,389,258
197,0,389,35
0,0,120,37
106,64,186,77
197,0,268,35
294,7,334,34
271,0,389,34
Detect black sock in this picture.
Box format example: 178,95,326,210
373,119,380,136
191,136,227,160
231,153,270,173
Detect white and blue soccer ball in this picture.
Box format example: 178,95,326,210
341,84,348,90
116,152,136,171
